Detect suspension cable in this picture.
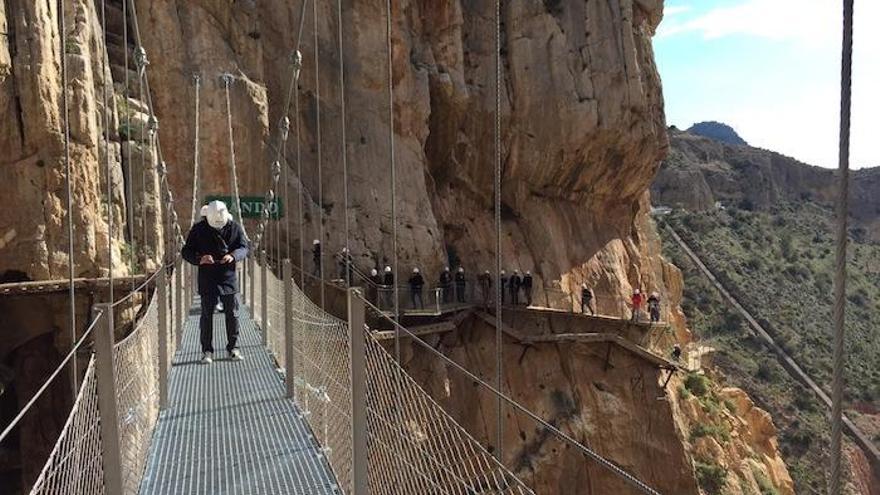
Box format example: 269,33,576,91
336,0,351,286
830,1,854,493
122,0,136,319
100,0,114,306
356,293,662,495
191,74,201,227
385,0,399,358
493,0,504,461
221,73,247,237
58,0,77,395
313,0,325,310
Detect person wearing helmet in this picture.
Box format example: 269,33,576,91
522,271,534,306
181,200,249,364
439,266,452,304
381,266,394,309
631,289,643,322
647,292,661,323
312,239,322,278
337,246,353,284
477,270,493,307
454,267,467,303
581,283,594,315
408,267,425,309
509,270,522,305
369,268,382,304
499,270,508,305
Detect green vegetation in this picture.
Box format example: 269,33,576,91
695,461,728,494
690,422,730,443
659,201,880,493
683,373,710,397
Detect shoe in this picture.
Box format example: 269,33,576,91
201,352,213,364
230,349,244,361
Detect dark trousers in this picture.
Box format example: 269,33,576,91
582,298,594,315
524,287,532,305
411,289,423,309
441,285,451,303
200,293,240,353
510,287,519,305
456,283,466,303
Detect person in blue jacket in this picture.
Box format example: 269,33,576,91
182,200,249,364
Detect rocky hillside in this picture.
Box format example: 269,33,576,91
653,127,880,240
1,1,795,493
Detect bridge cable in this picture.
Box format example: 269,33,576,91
121,0,139,324
59,0,77,395
493,0,504,461
294,1,310,288
385,0,399,355
357,293,663,495
221,74,248,241
830,0,854,493
313,0,326,310
336,0,351,287
100,0,114,306
191,74,201,227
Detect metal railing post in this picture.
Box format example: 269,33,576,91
176,258,184,332
92,303,123,495
260,250,268,346
158,265,169,409
283,259,295,399
241,257,248,307
347,287,368,494
248,255,256,313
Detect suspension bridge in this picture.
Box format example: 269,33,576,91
0,0,859,494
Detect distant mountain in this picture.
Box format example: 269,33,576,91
687,121,748,146
652,127,880,240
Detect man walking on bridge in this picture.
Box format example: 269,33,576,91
182,200,249,364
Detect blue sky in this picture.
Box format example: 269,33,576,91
655,0,879,169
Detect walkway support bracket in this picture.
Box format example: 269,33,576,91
158,265,170,409
348,288,368,494
283,259,295,399
92,302,124,495
260,249,268,345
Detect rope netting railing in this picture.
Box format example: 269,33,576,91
251,258,535,494
23,264,184,495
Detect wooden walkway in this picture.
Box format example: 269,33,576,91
139,301,339,495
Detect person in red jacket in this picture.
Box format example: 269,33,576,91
630,289,643,322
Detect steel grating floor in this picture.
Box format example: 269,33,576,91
139,299,339,494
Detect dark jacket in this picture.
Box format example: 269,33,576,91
582,288,593,301
454,272,466,285
439,271,452,287
383,272,395,286
182,220,249,296
510,274,522,289
478,273,492,289
409,273,425,290
313,243,321,263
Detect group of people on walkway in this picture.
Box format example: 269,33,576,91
630,289,662,323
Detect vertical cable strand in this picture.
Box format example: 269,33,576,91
493,0,504,461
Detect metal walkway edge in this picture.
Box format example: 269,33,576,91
138,300,339,494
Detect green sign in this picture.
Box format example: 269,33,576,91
204,196,283,219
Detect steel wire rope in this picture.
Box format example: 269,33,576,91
312,0,326,310
356,292,663,495
58,0,78,394
492,0,503,461
830,1,854,493
99,0,115,308
221,74,248,239
0,310,105,445
191,74,201,228
335,0,351,287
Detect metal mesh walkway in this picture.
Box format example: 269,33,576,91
139,300,338,495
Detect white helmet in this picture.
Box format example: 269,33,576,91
371,269,378,276
205,200,232,230
485,270,490,274
413,267,420,273
444,266,450,271
384,266,392,273
526,270,531,275
342,247,349,253
514,270,519,274
634,289,641,295
501,270,506,275
582,283,588,289
458,267,464,273
313,239,320,245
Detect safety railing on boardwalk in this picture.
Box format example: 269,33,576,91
251,257,534,494
25,263,185,495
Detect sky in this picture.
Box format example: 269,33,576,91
654,0,879,169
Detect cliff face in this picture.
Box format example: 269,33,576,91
0,0,796,493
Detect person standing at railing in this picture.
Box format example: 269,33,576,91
510,270,522,305
647,292,661,323
500,270,508,305
312,239,322,277
631,289,644,322
522,271,533,306
369,268,382,304
454,267,467,303
478,270,492,307
182,200,249,364
409,268,425,309
581,284,594,315
382,265,394,309
439,266,452,304
337,247,353,284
